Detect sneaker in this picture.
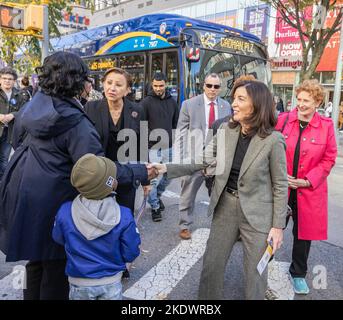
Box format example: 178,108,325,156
159,199,165,211
152,208,162,222
292,277,309,295
122,269,130,279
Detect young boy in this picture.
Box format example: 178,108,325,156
52,153,140,300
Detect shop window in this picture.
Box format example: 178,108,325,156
321,72,336,84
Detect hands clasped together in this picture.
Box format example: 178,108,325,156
0,114,14,125
145,163,167,180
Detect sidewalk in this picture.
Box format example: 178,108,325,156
337,132,343,158
327,137,343,247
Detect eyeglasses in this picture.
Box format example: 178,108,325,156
205,83,221,89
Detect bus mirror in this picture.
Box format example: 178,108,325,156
167,36,180,44
186,47,200,62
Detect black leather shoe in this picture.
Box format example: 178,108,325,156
152,208,162,222
122,269,130,279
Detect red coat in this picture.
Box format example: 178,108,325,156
276,109,337,240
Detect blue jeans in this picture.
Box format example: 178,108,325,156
0,129,12,181
69,281,122,300
148,148,172,210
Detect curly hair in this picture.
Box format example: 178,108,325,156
295,79,325,103
36,51,89,98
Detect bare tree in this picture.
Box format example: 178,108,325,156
264,0,342,82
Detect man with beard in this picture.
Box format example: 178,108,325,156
140,73,179,222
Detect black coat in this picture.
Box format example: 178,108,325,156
0,87,27,143
85,97,145,212
84,97,142,160
140,90,179,149
0,92,148,262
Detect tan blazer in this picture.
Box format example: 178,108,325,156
167,122,288,233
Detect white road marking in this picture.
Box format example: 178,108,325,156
267,260,294,300
0,265,25,300
200,201,209,206
123,228,210,300
161,190,180,199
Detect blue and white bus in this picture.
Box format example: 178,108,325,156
51,13,271,104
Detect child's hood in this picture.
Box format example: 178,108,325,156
71,195,121,240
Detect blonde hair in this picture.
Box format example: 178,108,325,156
295,79,325,103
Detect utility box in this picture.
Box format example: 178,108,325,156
25,4,43,31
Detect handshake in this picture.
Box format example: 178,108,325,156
145,163,167,180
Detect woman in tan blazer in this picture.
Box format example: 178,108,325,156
152,80,288,300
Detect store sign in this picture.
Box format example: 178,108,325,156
280,43,302,57
274,5,312,43
271,57,303,70
243,4,270,43
316,2,343,72
59,11,90,32
63,12,90,26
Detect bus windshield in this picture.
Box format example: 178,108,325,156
185,49,271,100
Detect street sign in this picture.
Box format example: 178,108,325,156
0,5,24,30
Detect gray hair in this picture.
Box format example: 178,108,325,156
204,73,221,82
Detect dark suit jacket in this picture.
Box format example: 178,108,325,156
84,97,142,161
0,88,27,142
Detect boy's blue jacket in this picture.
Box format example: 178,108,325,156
52,195,140,280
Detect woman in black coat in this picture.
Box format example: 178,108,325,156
85,67,150,212
0,52,154,300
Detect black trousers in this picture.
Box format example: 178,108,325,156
116,186,136,215
23,259,69,300
288,198,312,278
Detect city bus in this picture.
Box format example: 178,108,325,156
51,13,271,105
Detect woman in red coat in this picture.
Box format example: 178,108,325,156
276,79,337,295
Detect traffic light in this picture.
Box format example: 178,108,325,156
0,5,24,30
25,5,44,31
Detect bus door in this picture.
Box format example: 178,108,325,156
118,53,146,102
148,50,179,103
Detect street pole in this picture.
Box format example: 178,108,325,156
41,1,49,64
332,17,343,138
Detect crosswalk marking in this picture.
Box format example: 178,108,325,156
161,190,180,199
0,232,295,300
267,260,294,300
123,228,210,300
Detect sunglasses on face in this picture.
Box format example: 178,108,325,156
205,83,221,89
